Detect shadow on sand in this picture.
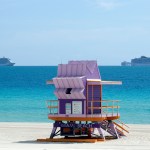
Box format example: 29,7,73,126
15,140,72,144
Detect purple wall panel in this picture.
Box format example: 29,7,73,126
62,78,69,88
73,78,80,88
71,65,77,76
70,91,75,99
57,64,62,77
68,78,75,88
72,89,79,99
81,64,86,76
58,78,64,88
86,61,96,73
93,64,101,79
78,77,85,88
88,85,101,100
66,78,70,87
53,78,59,88
62,89,67,99
59,99,85,114
61,64,67,77
82,76,87,97
53,77,85,89
54,88,86,99
57,61,100,79
87,85,101,114
54,89,62,99
66,64,72,77
85,64,100,79
67,61,100,79
54,89,60,99
76,64,82,76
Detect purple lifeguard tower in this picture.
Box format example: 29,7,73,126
45,60,128,142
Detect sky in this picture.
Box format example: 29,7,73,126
0,0,150,66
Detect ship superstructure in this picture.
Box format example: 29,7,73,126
121,56,150,66
121,61,131,66
131,56,150,66
0,57,15,66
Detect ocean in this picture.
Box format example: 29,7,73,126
0,66,150,124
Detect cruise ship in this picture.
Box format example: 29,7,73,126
131,56,150,66
0,57,15,66
121,61,131,66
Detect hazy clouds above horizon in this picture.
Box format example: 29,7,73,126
0,0,150,65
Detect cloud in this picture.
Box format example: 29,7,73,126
88,0,122,10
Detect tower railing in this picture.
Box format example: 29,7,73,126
46,100,58,114
46,99,120,117
88,100,120,116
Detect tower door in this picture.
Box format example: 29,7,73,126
65,103,71,114
72,101,82,114
87,84,102,114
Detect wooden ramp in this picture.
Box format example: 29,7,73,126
37,137,105,143
113,121,129,133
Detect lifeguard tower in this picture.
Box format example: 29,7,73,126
39,60,128,143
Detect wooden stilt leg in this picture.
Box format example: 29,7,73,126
97,127,105,140
109,121,119,139
50,127,57,139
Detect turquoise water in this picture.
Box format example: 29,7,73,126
0,66,150,124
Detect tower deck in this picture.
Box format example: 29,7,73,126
48,113,120,121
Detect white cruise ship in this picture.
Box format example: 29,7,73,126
131,56,150,66
0,57,15,66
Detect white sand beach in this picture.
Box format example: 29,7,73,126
0,123,150,150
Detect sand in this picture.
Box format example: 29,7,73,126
0,123,150,150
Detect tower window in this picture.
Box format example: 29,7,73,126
66,88,72,94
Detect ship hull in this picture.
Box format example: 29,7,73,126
131,63,150,66
0,63,15,66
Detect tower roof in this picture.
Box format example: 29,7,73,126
57,60,100,79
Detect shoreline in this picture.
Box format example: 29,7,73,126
0,123,150,150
